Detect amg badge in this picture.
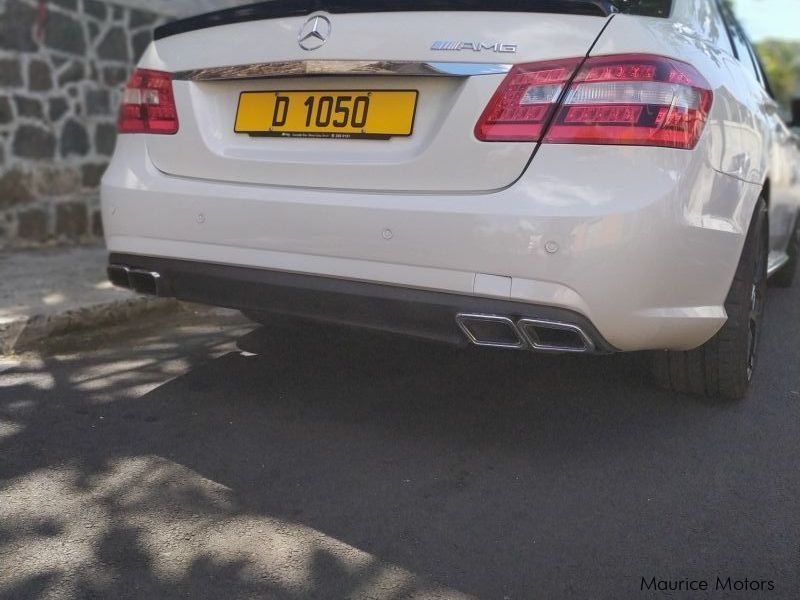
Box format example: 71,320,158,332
431,41,518,53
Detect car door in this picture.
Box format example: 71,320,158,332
718,2,799,254
745,38,800,255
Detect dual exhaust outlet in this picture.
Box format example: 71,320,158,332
456,313,595,354
107,264,162,297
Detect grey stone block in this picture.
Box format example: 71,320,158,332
97,27,129,62
14,95,44,119
0,97,12,124
45,10,87,55
0,0,39,53
60,119,90,157
16,208,49,241
56,201,88,237
34,166,81,196
0,58,23,87
83,0,107,21
94,123,117,155
13,125,56,160
28,60,53,92
0,169,34,209
85,89,110,115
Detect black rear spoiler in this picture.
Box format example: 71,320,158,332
154,0,617,41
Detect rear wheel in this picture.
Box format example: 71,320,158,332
769,213,799,288
651,198,768,401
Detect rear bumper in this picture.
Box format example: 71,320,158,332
102,136,764,352
108,253,615,353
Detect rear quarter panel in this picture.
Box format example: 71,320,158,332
590,0,800,253
590,1,754,182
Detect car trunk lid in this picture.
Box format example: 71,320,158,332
143,8,611,192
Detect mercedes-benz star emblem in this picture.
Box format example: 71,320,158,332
298,15,331,51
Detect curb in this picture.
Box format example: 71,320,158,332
0,296,181,355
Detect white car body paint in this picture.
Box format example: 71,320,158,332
102,0,800,352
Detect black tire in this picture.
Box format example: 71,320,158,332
651,198,769,401
769,213,799,288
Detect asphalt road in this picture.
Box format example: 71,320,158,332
1,282,799,599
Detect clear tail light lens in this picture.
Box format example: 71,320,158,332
118,69,179,134
476,54,713,150
545,54,712,149
474,59,582,142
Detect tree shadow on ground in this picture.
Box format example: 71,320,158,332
1,288,799,599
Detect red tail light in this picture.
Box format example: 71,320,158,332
476,54,713,150
474,59,582,142
118,69,179,134
545,55,712,149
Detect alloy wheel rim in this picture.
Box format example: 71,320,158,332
747,286,758,382
746,229,767,383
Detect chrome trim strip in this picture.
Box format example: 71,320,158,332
517,319,595,354
455,313,527,350
173,60,512,81
767,252,790,276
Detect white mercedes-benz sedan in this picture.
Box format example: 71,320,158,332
103,0,800,400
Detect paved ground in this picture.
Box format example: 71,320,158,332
0,246,139,325
0,246,174,353
1,282,799,599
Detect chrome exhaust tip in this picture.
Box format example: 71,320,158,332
128,269,162,296
517,319,594,353
456,314,526,349
108,265,162,296
107,264,131,289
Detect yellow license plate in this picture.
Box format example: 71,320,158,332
235,90,418,139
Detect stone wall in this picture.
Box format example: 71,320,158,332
0,0,166,248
